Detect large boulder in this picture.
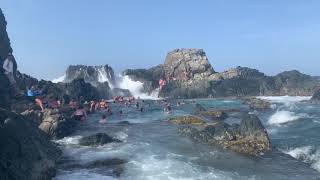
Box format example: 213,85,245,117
0,108,61,180
79,133,122,146
38,108,79,139
178,114,271,155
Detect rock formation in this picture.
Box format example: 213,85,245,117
64,64,115,86
124,49,319,98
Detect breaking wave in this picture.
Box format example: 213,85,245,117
282,146,320,172
268,110,307,125
118,75,160,100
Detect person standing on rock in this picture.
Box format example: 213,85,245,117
2,52,17,95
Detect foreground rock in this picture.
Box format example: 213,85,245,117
0,108,61,180
243,97,271,111
79,133,122,146
179,114,271,155
311,89,320,102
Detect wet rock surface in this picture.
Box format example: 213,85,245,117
79,133,122,146
178,114,271,155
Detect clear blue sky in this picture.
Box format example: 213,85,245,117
1,0,319,80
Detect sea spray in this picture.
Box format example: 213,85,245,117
117,75,160,100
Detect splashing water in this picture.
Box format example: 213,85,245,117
118,75,160,100
97,67,114,89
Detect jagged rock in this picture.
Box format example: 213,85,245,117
168,115,206,125
243,97,271,111
178,114,271,155
311,89,320,102
0,108,61,180
0,8,15,110
79,133,122,146
64,64,115,86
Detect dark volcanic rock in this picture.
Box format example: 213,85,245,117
79,133,122,146
65,64,115,86
0,8,16,109
0,108,61,180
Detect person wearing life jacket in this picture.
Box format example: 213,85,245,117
159,78,166,90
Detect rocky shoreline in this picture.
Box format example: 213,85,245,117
1,7,320,179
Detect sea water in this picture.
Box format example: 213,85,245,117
54,97,320,180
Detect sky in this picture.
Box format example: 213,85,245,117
1,0,319,80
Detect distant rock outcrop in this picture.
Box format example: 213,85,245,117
64,65,115,87
123,48,319,98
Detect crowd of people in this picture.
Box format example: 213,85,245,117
24,83,183,125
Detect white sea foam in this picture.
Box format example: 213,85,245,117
97,67,114,89
268,111,301,125
52,74,66,83
282,146,320,172
257,96,311,103
54,136,82,145
118,75,160,100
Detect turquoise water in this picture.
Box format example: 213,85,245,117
54,98,320,180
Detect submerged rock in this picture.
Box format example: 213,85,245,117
0,108,61,180
60,158,127,177
168,115,206,125
79,133,122,146
178,114,271,155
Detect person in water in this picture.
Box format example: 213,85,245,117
99,114,107,124
164,103,172,114
72,105,87,122
27,85,45,112
69,99,78,110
